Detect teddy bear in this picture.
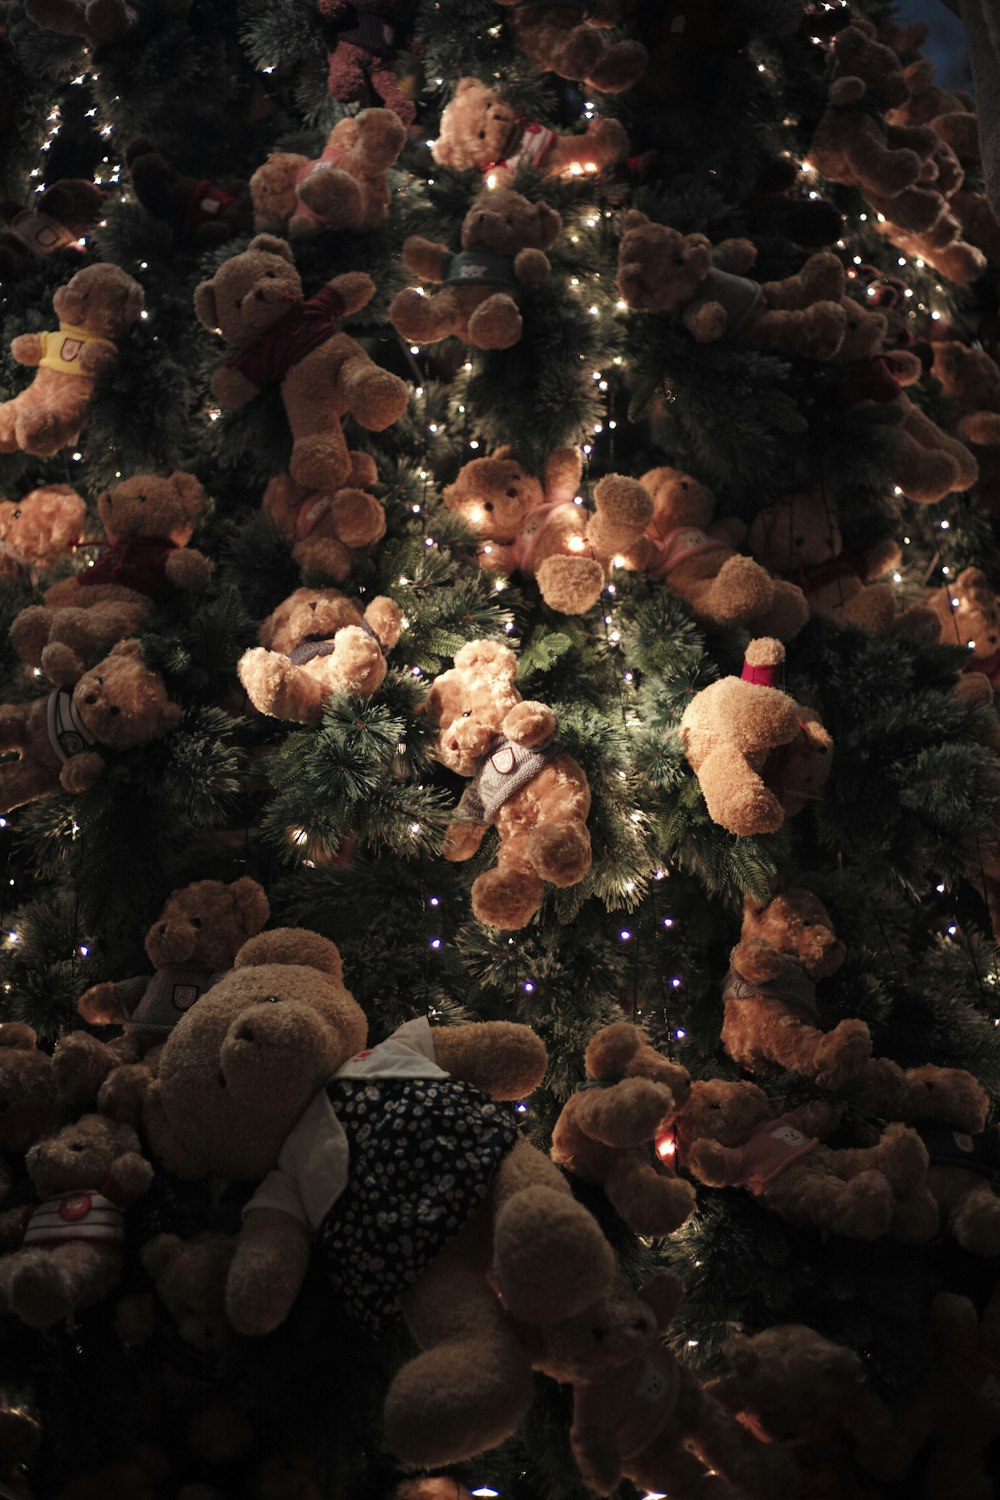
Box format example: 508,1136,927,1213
865,140,987,286
237,586,403,725
0,1113,153,1328
432,78,629,188
679,638,833,837
250,108,407,237
9,470,212,687
0,178,103,279
138,926,617,1464
0,262,145,459
261,452,386,582
927,564,1000,686
746,490,937,636
616,212,848,362
952,188,1000,262
621,466,808,641
671,1079,933,1242
125,137,252,248
741,154,843,249
442,446,652,615
318,0,418,125
423,639,592,929
519,1269,793,1499
389,189,561,351
886,57,980,160
932,338,1000,449
0,484,85,585
139,1231,238,1351
0,1024,62,1207
23,0,190,42
0,638,182,815
493,0,647,94
194,234,409,493
550,1021,697,1236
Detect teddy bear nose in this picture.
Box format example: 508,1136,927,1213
254,289,266,301
236,1021,255,1043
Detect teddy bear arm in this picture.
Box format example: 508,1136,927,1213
77,974,145,1024
685,1137,728,1186
786,1100,841,1138
570,1417,622,1497
887,349,924,386
164,548,212,591
501,700,558,747
77,342,117,378
714,237,757,274
328,271,376,316
573,1078,678,1147
862,538,902,579
59,750,107,795
431,1021,547,1098
512,248,551,286
402,237,450,281
728,939,785,983
226,1207,311,1336
97,1062,156,1128
9,333,43,365
443,818,488,861
106,1150,154,1201
684,301,728,341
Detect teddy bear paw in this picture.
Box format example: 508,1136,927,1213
620,1175,697,1236
383,1341,533,1465
290,439,351,494
952,1195,1000,1256
875,1122,929,1193
890,1187,940,1245
829,1170,894,1240
526,820,591,888
470,868,544,929
814,1019,872,1090
9,1252,74,1329
535,554,605,615
39,640,86,688
467,294,522,350
494,1186,614,1323
52,1030,115,1109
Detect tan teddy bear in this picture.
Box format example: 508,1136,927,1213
493,0,647,93
0,485,85,585
550,1021,697,1236
238,586,403,726
442,446,652,615
261,453,386,582
623,466,808,641
250,108,407,236
0,262,144,458
432,78,629,188
194,235,408,492
0,1114,153,1328
886,57,980,160
617,211,847,362
389,189,561,351
140,927,616,1465
0,638,182,815
424,639,592,929
10,470,211,687
679,638,832,837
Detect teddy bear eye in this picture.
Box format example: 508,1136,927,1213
189,917,202,928
12,509,20,519
592,1327,606,1342
136,495,146,503
505,488,517,498
795,536,804,546
264,995,281,1004
478,130,485,139
265,270,277,278
463,710,472,717
109,706,120,716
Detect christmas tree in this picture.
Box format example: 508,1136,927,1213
2,0,1000,1494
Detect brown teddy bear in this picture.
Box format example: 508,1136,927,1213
0,638,182,815
493,0,647,94
0,1024,62,1207
886,57,980,160
140,927,616,1465
927,564,1000,685
424,639,592,929
550,1021,697,1236
0,484,85,585
520,1270,793,1499
237,586,403,725
432,78,629,188
622,466,808,641
442,446,652,615
389,189,561,351
194,235,409,492
319,0,417,125
23,0,189,43
250,109,407,237
0,1114,153,1328
932,338,1000,449
0,262,144,459
10,469,212,687
679,638,833,837
672,1079,933,1241
865,139,986,286
720,889,874,1091
261,452,386,582
616,212,847,362
0,178,103,280
125,138,252,249
140,1231,238,1351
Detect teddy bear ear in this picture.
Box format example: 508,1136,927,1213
534,202,562,248
493,444,513,461
234,927,344,983
109,639,143,660
228,877,271,935
141,1232,184,1280
248,233,295,262
454,76,482,97
0,1021,38,1051
721,1332,754,1371
622,209,650,231
193,277,219,331
168,471,207,516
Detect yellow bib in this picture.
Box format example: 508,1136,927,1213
37,323,116,378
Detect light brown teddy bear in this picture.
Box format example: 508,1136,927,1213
550,1021,697,1236
0,638,182,815
10,470,212,687
616,212,847,362
250,108,407,237
0,1114,153,1329
261,452,386,583
623,466,808,641
886,57,980,160
389,189,561,351
442,446,652,615
237,586,403,726
0,485,85,585
679,638,832,837
521,1270,793,1499
672,1079,933,1242
194,235,408,492
432,78,630,188
493,0,647,93
424,639,592,929
139,927,616,1465
0,1024,63,1208
0,262,144,458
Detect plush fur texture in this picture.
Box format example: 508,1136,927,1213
493,0,647,93
0,485,85,585
23,0,189,44
125,137,252,248
261,452,386,583
318,0,417,124
251,109,406,236
424,640,592,929
0,1025,62,1208
141,1230,238,1350
927,562,1000,682
886,57,980,159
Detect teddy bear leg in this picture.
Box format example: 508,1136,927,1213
367,62,417,126
294,170,364,235
97,1062,156,1127
0,396,25,452
335,354,409,433
812,1019,874,1089
466,294,523,351
0,757,60,816
888,1185,940,1245
535,554,605,614
9,606,55,669
84,0,134,41
293,537,352,582
13,397,86,459
527,819,592,888
237,648,327,727
960,410,1000,445
363,596,403,651
761,251,845,309
766,1164,894,1239
629,1430,745,1500
324,626,387,696
389,288,450,344
51,1030,118,1110
326,39,371,100
387,1226,534,1464
23,0,90,37
836,1123,929,1195
470,862,544,929
694,747,786,837
279,363,352,493
948,1183,1000,1255
750,579,809,642
693,556,777,629
543,23,604,81
490,1136,615,1323
6,1243,119,1328
846,137,923,197
749,304,846,362
669,1369,796,1499
603,1156,697,1236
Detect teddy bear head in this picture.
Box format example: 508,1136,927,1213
143,929,367,1181
933,341,1000,413
930,567,1000,658
25,1114,145,1197
141,1231,236,1351
249,154,308,232
73,639,183,751
894,1063,990,1132
616,211,713,314
830,22,909,107
258,586,376,655
584,1020,691,1105
52,262,145,343
526,1272,669,1385
423,639,523,776
442,447,545,542
721,1324,868,1443
0,485,85,574
673,1078,772,1156
144,877,271,972
739,888,846,979
333,107,408,170
193,234,302,346
460,189,562,257
639,465,715,531
831,299,887,364
433,78,519,174
96,471,207,548
0,1023,60,1155
746,493,841,574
